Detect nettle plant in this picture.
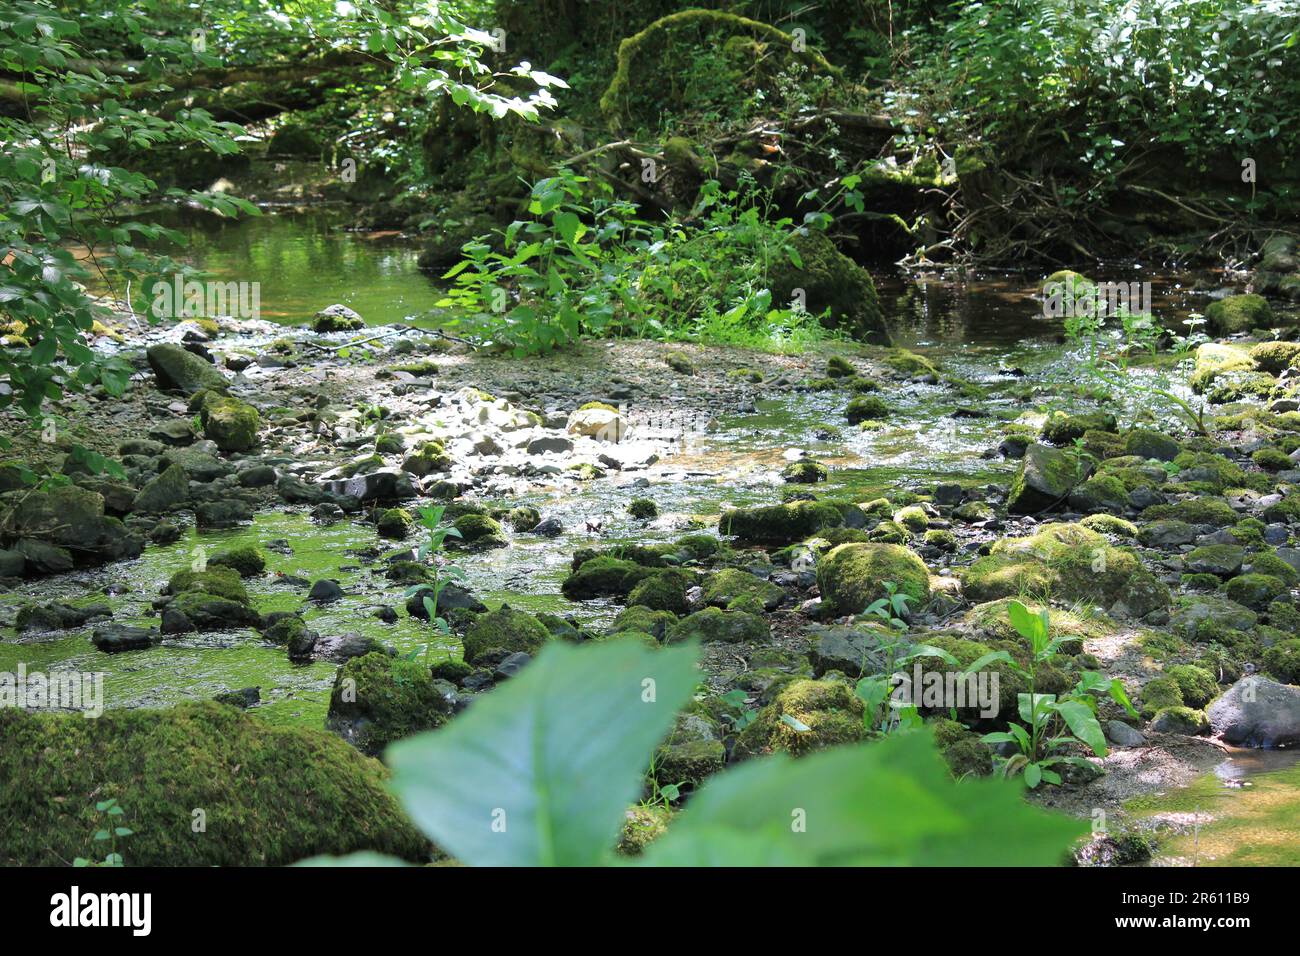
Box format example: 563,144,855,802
73,797,132,868
980,600,1137,789
298,640,1085,866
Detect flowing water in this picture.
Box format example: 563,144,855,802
13,208,1300,857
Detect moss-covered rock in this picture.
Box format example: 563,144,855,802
448,513,508,551
652,739,725,792
781,460,828,483
770,230,885,341
461,605,550,664
1124,427,1182,462
1150,706,1211,735
562,556,656,599
627,497,659,520
1203,293,1273,334
734,678,866,758
0,701,427,865
1166,664,1220,709
932,718,992,778
817,542,930,617
701,567,786,612
1139,675,1184,718
198,394,260,453
401,440,452,476
961,523,1170,618
666,607,769,644
167,565,250,604
846,394,890,423
146,343,228,395
608,605,677,641
1140,497,1239,528
1251,340,1300,374
720,500,843,544
1221,572,1288,611
1008,442,1088,514
376,507,414,540
326,652,450,756
1262,639,1300,683
208,545,266,578
1040,410,1117,446
626,568,695,615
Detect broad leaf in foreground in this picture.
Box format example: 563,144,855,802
386,639,699,866
638,729,1087,866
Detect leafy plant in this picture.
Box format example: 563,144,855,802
979,600,1137,788
73,797,132,867
404,504,465,664
299,640,1087,866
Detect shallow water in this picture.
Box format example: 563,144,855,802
1128,750,1300,866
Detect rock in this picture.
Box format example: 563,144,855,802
313,632,388,663
1105,720,1146,748
720,500,843,544
146,343,228,394
0,701,428,865
214,687,261,709
312,303,365,332
566,406,623,440
769,229,885,340
12,538,73,574
665,607,768,644
17,601,112,632
199,395,261,453
449,513,508,551
701,567,786,611
933,483,965,506
1007,443,1088,514
733,679,866,758
132,463,190,513
1204,293,1274,335
321,469,417,503
1,485,142,568
237,464,278,488
1208,677,1300,748
526,435,573,455
149,419,196,446
0,548,24,577
816,542,931,617
1150,706,1210,735
494,651,532,680
405,583,486,619
808,625,891,678
1184,544,1246,576
1138,519,1197,547
1124,428,1181,462
277,473,327,504
462,605,550,664
196,499,254,529
164,445,232,482
308,579,344,603
91,624,160,653
531,516,564,537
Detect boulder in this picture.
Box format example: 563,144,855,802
132,463,189,513
1208,677,1300,748
1007,443,1088,514
91,624,160,653
816,542,930,617
146,343,228,394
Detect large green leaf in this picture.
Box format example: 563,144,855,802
638,730,1086,866
386,640,700,866
1053,699,1108,757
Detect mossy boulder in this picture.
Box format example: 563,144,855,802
1262,639,1300,683
1250,340,1300,374
932,718,993,778
401,440,452,476
167,565,249,604
1166,664,1220,709
461,605,550,664
608,605,678,641
1203,293,1273,335
1040,411,1117,446
131,462,189,513
665,607,769,644
701,568,786,611
1140,497,1239,528
199,394,260,453
846,394,890,423
1139,675,1185,718
326,652,451,756
627,568,695,615
816,542,930,617
627,498,659,520
1150,706,1211,735
1124,428,1182,462
653,738,725,792
0,701,427,865
770,230,885,341
208,545,266,578
720,500,843,544
1008,443,1088,514
146,343,228,395
781,460,828,484
562,556,656,599
376,507,414,540
962,523,1170,618
734,679,866,758
448,513,508,551
1221,573,1288,611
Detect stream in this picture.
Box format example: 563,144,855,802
10,207,1300,864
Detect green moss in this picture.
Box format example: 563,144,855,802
608,606,677,641
376,507,413,540
208,544,266,578
1203,293,1273,334
846,394,890,423
817,542,930,617
720,500,843,544
1221,573,1288,611
701,567,785,611
1040,410,1117,445
931,718,992,778
893,505,929,532
627,497,659,520
1262,639,1300,683
1252,447,1292,472
826,355,854,378
374,433,406,454
400,440,451,477
448,513,508,551
781,460,829,483
1250,551,1300,586
1151,706,1210,735
627,568,695,615
562,556,656,599
665,607,769,643
0,702,427,865
198,394,260,453
675,533,720,560
734,679,865,758
1080,513,1138,538
1251,340,1300,374
167,565,249,605
504,506,541,533
771,230,885,340
462,605,550,664
1166,664,1220,709
1139,675,1184,718
327,652,450,756
652,739,725,791
883,348,940,377
1140,497,1239,528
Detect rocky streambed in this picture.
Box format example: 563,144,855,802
4,251,1300,865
